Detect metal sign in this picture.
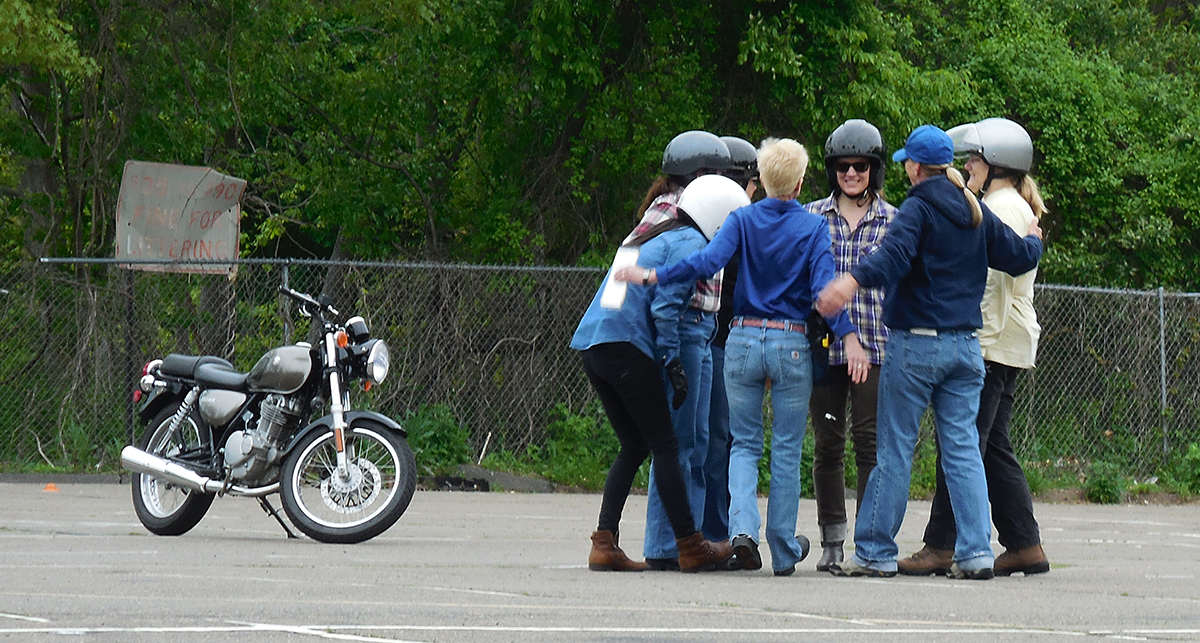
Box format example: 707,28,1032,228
115,161,245,275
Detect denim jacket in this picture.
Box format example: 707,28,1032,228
571,227,709,365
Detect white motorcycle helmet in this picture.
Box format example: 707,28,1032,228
946,117,1034,172
676,174,752,240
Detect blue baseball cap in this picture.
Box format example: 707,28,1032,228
891,125,955,165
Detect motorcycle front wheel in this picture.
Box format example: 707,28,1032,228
280,423,416,544
131,402,215,536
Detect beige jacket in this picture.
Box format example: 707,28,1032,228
978,187,1040,368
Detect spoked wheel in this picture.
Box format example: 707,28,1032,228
131,403,215,536
280,423,416,544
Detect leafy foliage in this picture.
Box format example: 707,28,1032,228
404,403,473,476
1085,460,1128,504
4,0,1200,286
481,401,648,490
1157,442,1200,496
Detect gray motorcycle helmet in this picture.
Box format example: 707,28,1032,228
719,136,758,188
823,119,886,195
946,117,1034,172
662,130,732,178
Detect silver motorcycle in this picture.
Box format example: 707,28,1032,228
121,286,416,543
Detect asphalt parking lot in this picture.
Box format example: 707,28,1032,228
1,478,1199,642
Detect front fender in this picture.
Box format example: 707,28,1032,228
283,410,408,455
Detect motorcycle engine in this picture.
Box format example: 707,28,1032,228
224,394,305,485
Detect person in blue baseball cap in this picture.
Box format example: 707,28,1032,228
815,124,1044,580
890,124,956,165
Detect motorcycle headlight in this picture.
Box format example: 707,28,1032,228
366,339,390,385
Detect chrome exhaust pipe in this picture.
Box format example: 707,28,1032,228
122,445,213,492
121,446,279,497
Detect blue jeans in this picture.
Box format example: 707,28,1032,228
644,310,714,558
723,324,812,573
702,345,731,541
851,330,994,573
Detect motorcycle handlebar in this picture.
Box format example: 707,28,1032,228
278,286,339,319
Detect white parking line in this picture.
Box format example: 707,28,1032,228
0,613,49,623
2,622,1190,638
413,585,525,597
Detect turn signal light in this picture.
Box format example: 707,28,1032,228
335,330,349,348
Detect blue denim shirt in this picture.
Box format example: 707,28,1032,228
571,227,709,365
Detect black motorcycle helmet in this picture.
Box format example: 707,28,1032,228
719,136,758,188
662,130,732,182
823,119,886,196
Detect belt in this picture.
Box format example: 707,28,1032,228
733,317,806,333
908,328,978,338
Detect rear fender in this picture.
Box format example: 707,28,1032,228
136,382,186,424
283,410,407,456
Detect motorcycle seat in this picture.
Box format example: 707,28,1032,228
160,354,234,378
195,362,249,391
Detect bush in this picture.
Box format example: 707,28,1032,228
1085,461,1127,504
404,404,473,476
481,402,648,490
1157,443,1200,497
540,403,622,489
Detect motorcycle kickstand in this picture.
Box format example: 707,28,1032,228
258,496,299,539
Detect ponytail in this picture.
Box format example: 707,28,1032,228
929,165,983,228
1015,174,1049,218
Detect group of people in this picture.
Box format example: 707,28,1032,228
570,117,1051,579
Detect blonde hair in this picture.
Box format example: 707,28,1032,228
757,137,808,199
1014,174,1048,218
923,164,983,228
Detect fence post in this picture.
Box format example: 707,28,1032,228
1159,286,1168,454
124,268,136,446
281,261,291,345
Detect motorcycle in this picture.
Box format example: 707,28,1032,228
120,286,417,543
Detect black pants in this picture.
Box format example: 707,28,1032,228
581,343,695,538
924,361,1041,551
810,365,879,528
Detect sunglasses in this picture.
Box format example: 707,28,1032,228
835,160,871,174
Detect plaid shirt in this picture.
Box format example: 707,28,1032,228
804,194,897,365
624,191,722,313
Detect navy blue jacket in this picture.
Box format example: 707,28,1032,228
850,175,1043,331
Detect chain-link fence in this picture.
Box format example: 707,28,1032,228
1,259,1198,478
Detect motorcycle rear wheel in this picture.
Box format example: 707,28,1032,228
131,402,215,536
280,423,416,544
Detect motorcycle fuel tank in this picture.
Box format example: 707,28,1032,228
199,390,247,426
247,345,312,393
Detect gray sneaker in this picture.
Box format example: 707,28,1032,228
948,563,994,580
829,558,896,578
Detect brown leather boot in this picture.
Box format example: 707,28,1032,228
995,544,1050,576
676,532,734,573
588,530,649,572
896,545,954,576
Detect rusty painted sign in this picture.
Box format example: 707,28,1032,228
115,161,245,275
